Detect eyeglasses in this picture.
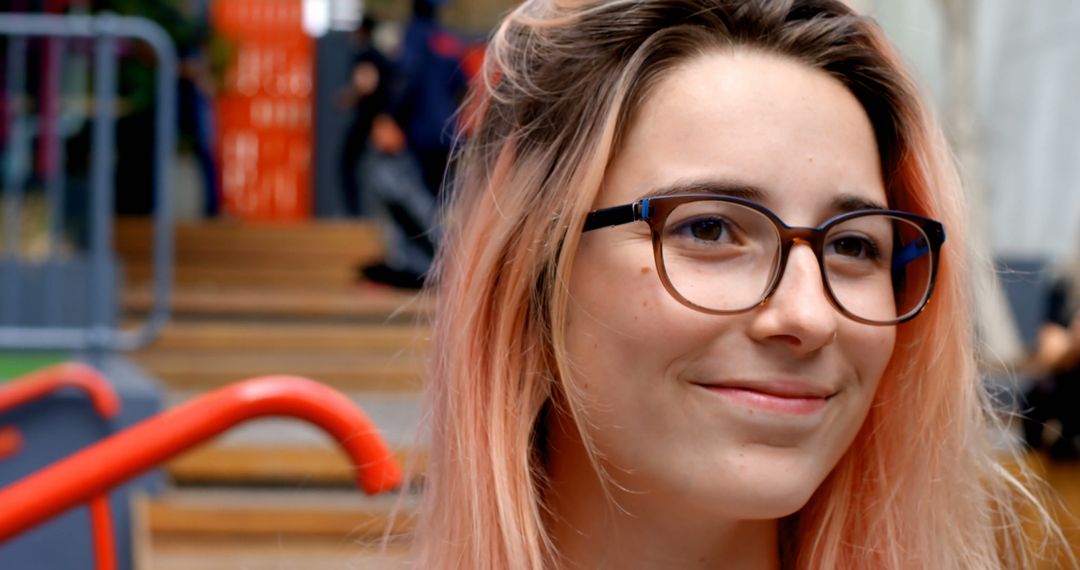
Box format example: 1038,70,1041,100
582,194,945,326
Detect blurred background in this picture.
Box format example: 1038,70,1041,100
0,0,1077,568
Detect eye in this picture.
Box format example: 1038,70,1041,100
676,217,733,243
828,235,881,260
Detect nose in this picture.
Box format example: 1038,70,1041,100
746,242,840,354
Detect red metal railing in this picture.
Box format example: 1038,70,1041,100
0,362,123,570
0,362,121,419
0,426,23,460
0,375,403,545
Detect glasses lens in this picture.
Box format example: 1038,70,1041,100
824,215,934,323
659,200,780,312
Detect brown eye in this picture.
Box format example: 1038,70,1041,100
685,218,729,242
828,236,879,260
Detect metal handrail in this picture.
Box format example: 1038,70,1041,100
0,362,123,570
0,376,404,542
0,13,176,352
0,426,22,461
0,362,121,419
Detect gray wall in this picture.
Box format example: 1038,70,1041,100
312,30,358,218
870,0,1080,261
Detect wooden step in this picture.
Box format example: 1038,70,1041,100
118,237,381,264
125,265,361,289
142,489,415,539
1016,452,1080,563
166,445,427,486
123,284,432,321
142,321,429,353
134,489,414,570
115,218,384,259
130,352,424,392
115,218,386,290
141,539,409,570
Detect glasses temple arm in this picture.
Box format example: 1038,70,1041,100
891,222,945,269
892,238,929,269
582,202,641,232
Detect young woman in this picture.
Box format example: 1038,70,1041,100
411,1,1067,567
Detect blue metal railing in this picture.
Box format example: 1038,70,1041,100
0,13,176,353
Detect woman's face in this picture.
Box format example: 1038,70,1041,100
563,50,896,520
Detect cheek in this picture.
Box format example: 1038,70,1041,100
565,261,659,375
840,325,896,418
563,239,687,406
859,326,896,385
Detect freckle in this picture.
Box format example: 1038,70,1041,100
640,266,650,275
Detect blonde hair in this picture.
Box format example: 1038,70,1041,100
414,1,1066,568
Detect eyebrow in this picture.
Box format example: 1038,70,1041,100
640,180,766,202
639,179,888,213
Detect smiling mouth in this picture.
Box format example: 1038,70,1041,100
693,383,835,416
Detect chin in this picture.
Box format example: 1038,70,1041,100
743,486,818,520
701,451,833,521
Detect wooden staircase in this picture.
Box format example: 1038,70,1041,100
115,217,429,568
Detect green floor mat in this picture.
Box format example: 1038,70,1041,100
0,352,69,382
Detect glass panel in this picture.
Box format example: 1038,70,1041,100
660,200,780,312
826,215,932,323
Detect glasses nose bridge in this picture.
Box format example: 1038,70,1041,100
770,225,828,293
777,226,825,260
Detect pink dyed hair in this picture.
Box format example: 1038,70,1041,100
411,1,1068,568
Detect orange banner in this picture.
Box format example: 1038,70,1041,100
212,0,313,220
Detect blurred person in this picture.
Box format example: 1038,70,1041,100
355,0,468,289
93,0,220,216
175,0,220,217
408,1,1070,568
355,120,439,290
344,17,439,290
394,0,469,197
338,15,393,218
1022,244,1080,460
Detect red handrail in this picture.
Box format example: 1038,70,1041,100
0,362,121,419
0,375,403,542
0,426,22,460
0,362,123,569
88,497,117,570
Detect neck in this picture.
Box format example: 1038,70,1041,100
544,417,781,570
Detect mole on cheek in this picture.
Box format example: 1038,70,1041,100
640,266,651,275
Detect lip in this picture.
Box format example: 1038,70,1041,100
692,380,836,416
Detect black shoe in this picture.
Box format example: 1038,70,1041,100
359,262,426,290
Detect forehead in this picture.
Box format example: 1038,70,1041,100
602,49,887,225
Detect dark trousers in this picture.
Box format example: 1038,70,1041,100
1022,375,1080,459
339,119,371,217
413,145,451,196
